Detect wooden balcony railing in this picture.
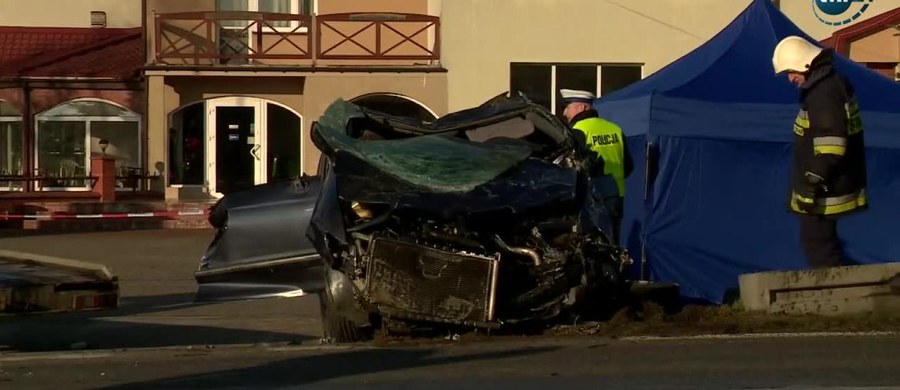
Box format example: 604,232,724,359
315,13,440,60
153,11,441,66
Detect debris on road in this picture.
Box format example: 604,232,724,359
549,301,900,339
69,342,88,351
0,250,119,314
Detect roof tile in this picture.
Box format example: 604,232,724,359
0,27,143,80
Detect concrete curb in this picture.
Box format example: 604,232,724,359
738,262,900,315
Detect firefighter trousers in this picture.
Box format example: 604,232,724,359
606,196,623,244
798,214,843,268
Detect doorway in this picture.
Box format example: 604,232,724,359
215,106,255,194
200,96,303,198
207,97,263,196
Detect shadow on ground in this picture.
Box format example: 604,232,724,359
99,345,560,389
0,293,314,352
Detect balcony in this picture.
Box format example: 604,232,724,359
152,11,441,68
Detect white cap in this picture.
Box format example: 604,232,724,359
772,36,824,74
560,89,596,104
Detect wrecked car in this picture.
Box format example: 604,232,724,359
195,94,635,342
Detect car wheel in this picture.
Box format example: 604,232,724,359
318,267,373,344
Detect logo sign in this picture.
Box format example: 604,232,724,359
813,0,874,26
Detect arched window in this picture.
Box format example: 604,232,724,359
350,93,438,122
0,101,23,191
36,99,141,190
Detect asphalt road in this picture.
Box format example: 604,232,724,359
3,230,900,389
0,229,324,352
2,334,900,389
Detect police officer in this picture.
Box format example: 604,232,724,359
772,36,868,269
560,89,633,242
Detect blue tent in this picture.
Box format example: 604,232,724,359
595,0,900,304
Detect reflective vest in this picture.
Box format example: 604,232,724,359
789,90,867,217
573,117,627,197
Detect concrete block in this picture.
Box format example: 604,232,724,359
165,186,214,202
0,250,119,314
22,220,40,230
769,285,900,316
738,262,900,316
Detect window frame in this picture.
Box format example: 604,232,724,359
220,0,316,33
509,62,645,115
34,98,142,192
0,114,24,191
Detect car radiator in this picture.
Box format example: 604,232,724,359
364,237,500,326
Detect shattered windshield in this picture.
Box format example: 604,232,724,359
314,99,535,193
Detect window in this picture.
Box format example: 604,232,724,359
0,101,23,191
217,0,313,29
266,103,302,181
168,103,206,186
216,0,313,64
601,65,643,96
35,99,141,191
509,63,644,117
90,11,107,28
555,64,601,115
510,64,552,113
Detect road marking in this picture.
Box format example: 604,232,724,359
0,342,373,363
735,388,900,390
621,331,900,342
0,351,114,362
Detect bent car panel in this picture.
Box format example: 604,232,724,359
195,254,324,302
194,177,326,302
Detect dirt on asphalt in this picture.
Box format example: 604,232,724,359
549,302,900,338
370,302,900,348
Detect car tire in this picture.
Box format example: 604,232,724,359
318,268,373,344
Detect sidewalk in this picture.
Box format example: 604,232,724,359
0,229,323,352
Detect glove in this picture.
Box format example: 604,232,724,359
796,172,827,214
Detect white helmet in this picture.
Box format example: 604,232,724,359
772,36,823,74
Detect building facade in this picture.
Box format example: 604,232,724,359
0,0,446,201
439,0,900,113
439,0,753,113
778,0,900,40
0,0,144,195
0,0,142,28
0,0,896,203
819,7,900,80
146,0,446,200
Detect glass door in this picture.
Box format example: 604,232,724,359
206,97,266,197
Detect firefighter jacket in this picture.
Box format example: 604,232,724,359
789,49,868,217
570,109,633,197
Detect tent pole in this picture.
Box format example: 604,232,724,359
640,139,652,281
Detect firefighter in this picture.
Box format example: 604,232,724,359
560,89,633,242
772,35,868,269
